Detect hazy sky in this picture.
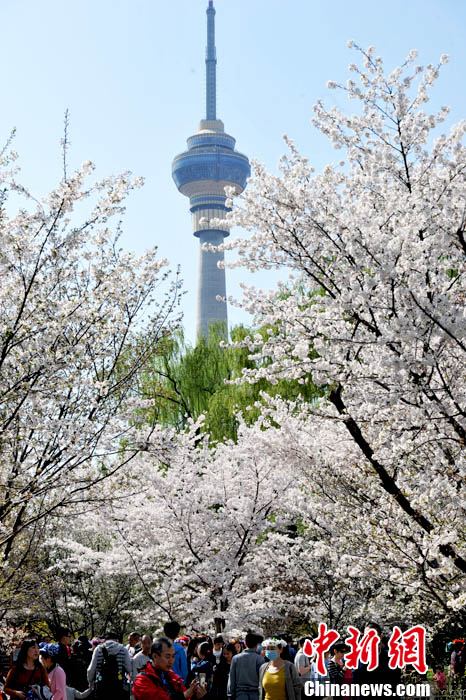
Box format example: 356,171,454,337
2,0,465,342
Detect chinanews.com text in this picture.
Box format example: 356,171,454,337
304,681,430,697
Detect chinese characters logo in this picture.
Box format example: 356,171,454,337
303,623,426,675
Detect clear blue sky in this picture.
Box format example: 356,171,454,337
2,0,465,343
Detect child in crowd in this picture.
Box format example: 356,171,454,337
432,667,446,693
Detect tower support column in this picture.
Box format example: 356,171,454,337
197,229,227,340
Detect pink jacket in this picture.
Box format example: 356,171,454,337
49,664,67,700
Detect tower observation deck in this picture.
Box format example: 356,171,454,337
172,0,250,340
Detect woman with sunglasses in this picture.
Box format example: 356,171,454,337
258,639,301,700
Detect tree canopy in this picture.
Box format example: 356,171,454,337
0,147,180,615
131,321,323,443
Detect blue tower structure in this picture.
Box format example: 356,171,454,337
172,0,250,340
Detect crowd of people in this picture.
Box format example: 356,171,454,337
0,623,464,700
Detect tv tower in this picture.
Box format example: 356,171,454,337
172,0,250,340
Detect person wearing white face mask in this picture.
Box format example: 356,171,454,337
258,640,301,700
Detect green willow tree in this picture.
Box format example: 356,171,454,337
127,321,323,443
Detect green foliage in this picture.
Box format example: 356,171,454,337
133,321,324,443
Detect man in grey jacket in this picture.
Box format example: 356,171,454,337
87,632,132,699
228,633,265,700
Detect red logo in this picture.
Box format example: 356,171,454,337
344,626,380,670
388,626,427,674
303,623,427,674
303,623,339,675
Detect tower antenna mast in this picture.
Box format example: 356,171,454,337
206,0,216,120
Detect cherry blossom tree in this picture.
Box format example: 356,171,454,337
244,397,464,631
40,513,147,637
49,415,298,634
244,529,373,633
49,395,462,633
0,141,180,611
125,418,299,632
220,45,466,625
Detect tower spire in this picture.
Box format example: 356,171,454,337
206,0,216,120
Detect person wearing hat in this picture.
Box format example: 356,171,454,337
40,643,67,700
258,639,301,700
